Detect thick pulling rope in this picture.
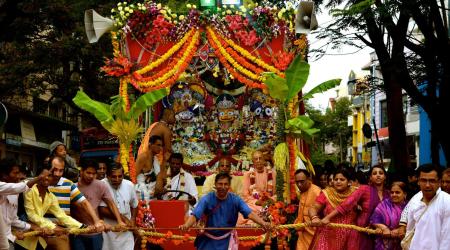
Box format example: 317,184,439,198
20,222,379,239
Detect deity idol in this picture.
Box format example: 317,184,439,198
206,94,243,154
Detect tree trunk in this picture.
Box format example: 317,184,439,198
363,11,411,173
383,68,410,173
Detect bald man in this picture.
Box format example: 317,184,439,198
241,150,276,210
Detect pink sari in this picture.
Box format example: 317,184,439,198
312,192,359,250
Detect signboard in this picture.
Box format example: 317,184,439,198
20,118,36,141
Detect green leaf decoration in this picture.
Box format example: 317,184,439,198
302,79,342,100
72,91,114,129
285,55,310,102
128,88,168,120
262,72,288,102
286,115,315,131
303,128,320,136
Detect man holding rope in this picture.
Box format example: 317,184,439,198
179,173,271,250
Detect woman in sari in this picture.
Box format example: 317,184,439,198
370,181,407,250
321,164,390,250
308,169,358,250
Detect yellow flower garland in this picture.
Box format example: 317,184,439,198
111,31,120,58
207,27,264,82
120,77,130,111
135,30,200,88
211,27,285,78
136,29,195,75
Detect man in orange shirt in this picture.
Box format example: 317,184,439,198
294,169,321,250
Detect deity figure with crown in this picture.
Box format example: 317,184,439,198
167,81,213,165
205,94,244,156
242,89,278,149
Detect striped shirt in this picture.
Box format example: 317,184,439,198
48,177,86,215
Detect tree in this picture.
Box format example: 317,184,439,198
306,98,352,164
312,0,450,170
0,0,118,105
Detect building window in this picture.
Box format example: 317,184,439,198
380,100,388,128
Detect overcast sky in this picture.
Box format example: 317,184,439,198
303,12,372,110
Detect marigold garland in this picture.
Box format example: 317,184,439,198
287,136,297,203
120,78,130,111
130,30,200,91
136,28,195,75
111,31,120,57
206,28,266,89
129,144,136,183
216,28,285,78
207,27,263,82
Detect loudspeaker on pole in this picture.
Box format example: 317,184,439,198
84,9,115,43
295,1,318,34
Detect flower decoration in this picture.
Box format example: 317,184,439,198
271,51,295,71
101,55,134,77
136,200,156,228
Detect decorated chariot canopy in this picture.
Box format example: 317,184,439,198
78,0,339,202
97,1,310,91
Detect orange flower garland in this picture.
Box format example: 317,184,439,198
217,29,285,78
129,144,136,183
131,30,200,91
207,27,263,82
120,78,130,111
136,29,195,75
287,136,297,203
206,28,266,89
131,30,200,92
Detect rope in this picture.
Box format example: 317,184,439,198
19,222,380,239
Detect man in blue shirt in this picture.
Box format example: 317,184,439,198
180,173,271,250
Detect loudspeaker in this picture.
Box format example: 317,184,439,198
295,1,318,34
84,9,115,43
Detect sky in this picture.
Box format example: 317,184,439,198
303,12,372,111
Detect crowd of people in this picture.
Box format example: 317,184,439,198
1,132,450,250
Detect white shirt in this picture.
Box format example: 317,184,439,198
0,182,29,248
406,189,450,250
164,170,198,204
101,179,138,250
135,156,160,200
1,195,30,242
400,191,423,224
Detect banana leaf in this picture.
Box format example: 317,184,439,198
285,55,310,103
261,72,288,102
73,91,114,129
285,115,315,131
302,79,342,101
127,88,168,120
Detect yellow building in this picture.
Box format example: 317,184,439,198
347,71,372,167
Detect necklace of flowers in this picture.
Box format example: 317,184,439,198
130,30,200,91
249,166,273,199
206,28,265,89
166,169,185,199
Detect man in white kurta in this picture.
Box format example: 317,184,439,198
100,165,138,250
0,159,46,250
135,156,160,200
162,153,198,213
404,165,450,250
